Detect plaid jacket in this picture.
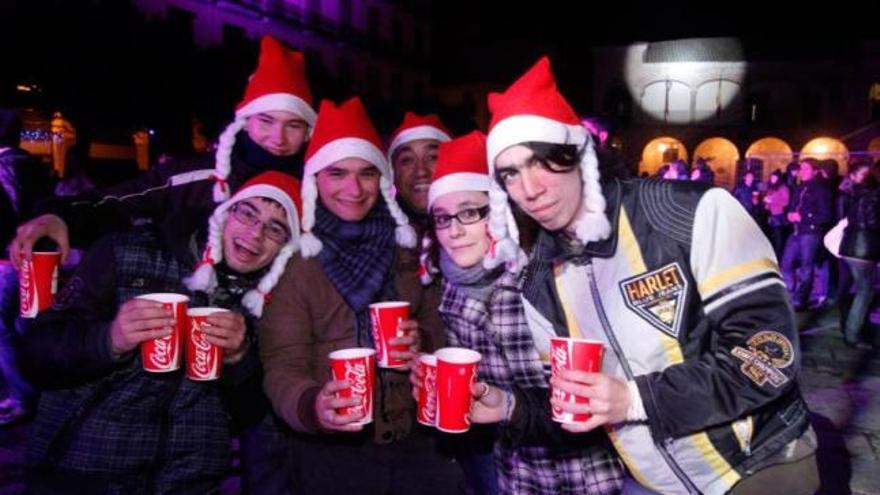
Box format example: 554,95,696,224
440,270,624,495
26,229,260,494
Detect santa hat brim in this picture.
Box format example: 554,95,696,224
486,115,586,171
388,125,452,161
427,173,492,209
236,92,317,128
305,137,389,176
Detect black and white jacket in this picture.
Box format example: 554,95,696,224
518,178,813,495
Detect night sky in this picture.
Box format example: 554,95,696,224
431,0,877,86
0,0,876,142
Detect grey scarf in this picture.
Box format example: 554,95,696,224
439,249,503,301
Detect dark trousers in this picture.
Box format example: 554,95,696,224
0,262,34,406
782,233,821,307
240,413,296,495
843,258,878,342
767,225,789,261
287,427,464,495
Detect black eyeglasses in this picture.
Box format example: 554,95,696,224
230,202,290,244
431,205,490,230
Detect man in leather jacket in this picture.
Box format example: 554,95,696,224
476,56,819,495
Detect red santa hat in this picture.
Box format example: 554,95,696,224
213,35,317,202
299,97,416,258
418,130,496,284
427,131,492,209
186,171,303,317
485,56,610,268
387,112,452,161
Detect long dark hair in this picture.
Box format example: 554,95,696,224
490,140,627,249
492,140,629,185
768,170,785,190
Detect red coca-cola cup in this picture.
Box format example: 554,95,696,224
186,307,229,381
137,293,189,373
417,354,438,427
19,251,61,318
435,347,481,433
329,348,376,425
368,301,411,369
550,337,604,424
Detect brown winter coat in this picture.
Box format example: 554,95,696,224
259,247,445,444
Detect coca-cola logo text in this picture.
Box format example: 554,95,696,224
422,365,437,422
370,311,384,357
551,343,568,374
191,319,216,376
551,343,569,415
346,361,368,395
150,335,174,368
19,261,36,316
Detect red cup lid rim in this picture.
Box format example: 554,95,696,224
550,337,604,345
187,307,231,316
329,347,377,360
368,301,411,309
435,347,481,364
137,293,190,303
419,354,437,365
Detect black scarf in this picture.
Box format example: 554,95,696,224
314,201,397,346
232,130,305,179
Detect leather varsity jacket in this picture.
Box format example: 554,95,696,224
519,178,813,495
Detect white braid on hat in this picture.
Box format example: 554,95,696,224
570,133,611,244
298,173,323,258
212,119,247,202
381,175,418,249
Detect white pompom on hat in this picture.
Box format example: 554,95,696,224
186,171,303,317
299,97,416,258
485,56,611,269
213,35,317,202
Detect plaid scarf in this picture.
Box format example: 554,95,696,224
314,201,397,346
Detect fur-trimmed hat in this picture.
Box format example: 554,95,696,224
212,35,316,202
299,97,416,258
186,171,302,317
387,112,452,162
485,56,610,269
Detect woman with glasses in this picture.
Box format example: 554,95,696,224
23,172,303,493
413,131,624,494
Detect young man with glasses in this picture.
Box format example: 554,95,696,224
10,36,315,494
23,172,303,493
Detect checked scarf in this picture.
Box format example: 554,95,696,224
313,200,397,347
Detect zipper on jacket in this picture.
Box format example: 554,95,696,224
584,262,701,495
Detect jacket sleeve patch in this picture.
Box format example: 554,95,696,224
731,331,794,388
